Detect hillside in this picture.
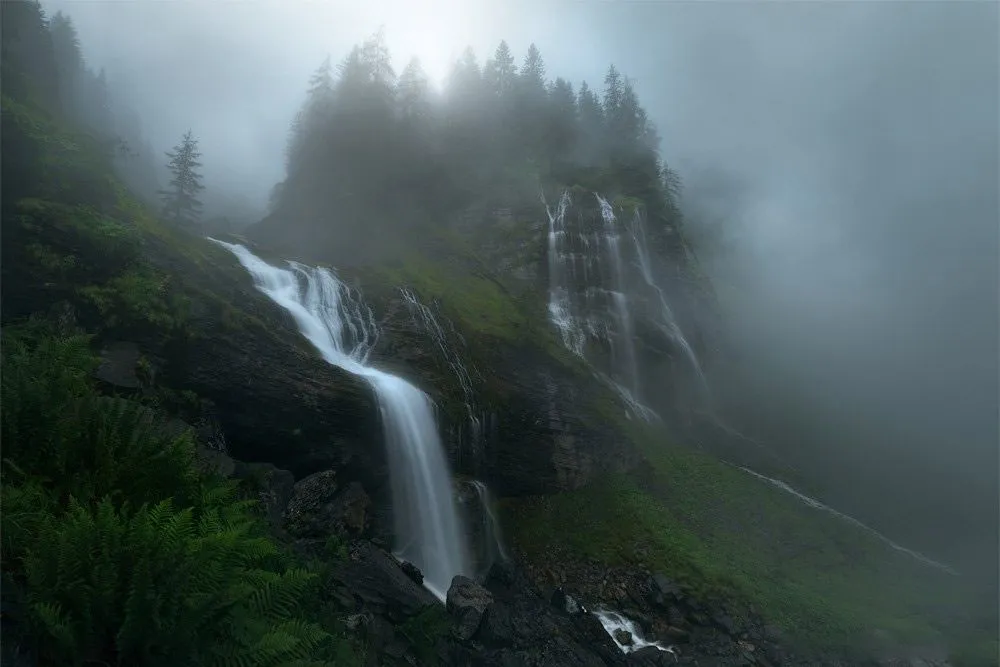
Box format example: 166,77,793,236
1,6,995,667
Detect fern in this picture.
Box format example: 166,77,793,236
2,330,355,665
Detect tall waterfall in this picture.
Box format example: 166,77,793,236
544,189,706,416
212,240,471,600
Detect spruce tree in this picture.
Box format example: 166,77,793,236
48,11,83,113
160,130,204,228
486,40,517,97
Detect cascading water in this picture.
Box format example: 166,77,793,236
596,195,642,400
594,610,677,657
458,479,509,577
399,287,486,465
738,466,959,576
544,189,708,419
626,208,708,397
212,240,471,600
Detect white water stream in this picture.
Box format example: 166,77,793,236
212,239,472,599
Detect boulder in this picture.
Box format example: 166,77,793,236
447,575,494,640
283,470,371,539
328,540,437,622
614,628,635,647
232,461,295,532
399,561,423,586
95,341,142,390
626,646,675,667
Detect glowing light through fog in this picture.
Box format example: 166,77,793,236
347,0,488,90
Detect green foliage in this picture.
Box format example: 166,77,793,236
21,493,331,666
502,417,980,656
323,534,349,562
398,606,450,666
950,639,1000,667
79,267,189,332
1,333,200,507
0,330,347,666
502,418,977,655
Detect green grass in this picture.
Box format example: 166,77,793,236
501,419,977,659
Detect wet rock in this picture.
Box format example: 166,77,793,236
652,573,682,601
666,605,687,628
328,540,437,622
627,646,674,666
663,625,691,643
344,612,371,631
399,561,423,586
447,575,494,640
95,341,142,389
233,461,295,532
284,471,371,539
478,600,515,646
614,628,635,646
550,586,568,612
712,612,738,637
196,442,237,477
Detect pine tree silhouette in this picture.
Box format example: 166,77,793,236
160,130,205,228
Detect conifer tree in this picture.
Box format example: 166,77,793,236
603,64,624,116
160,130,205,228
485,40,517,97
519,43,546,92
48,11,83,113
397,57,432,121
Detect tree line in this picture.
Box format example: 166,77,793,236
1,1,205,229
274,31,687,257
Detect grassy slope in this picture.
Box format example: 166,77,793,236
502,416,994,662
0,94,317,355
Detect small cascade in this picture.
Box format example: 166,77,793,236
212,239,472,600
596,195,642,399
738,466,959,576
399,287,487,466
458,479,509,578
594,610,677,657
626,208,708,397
545,189,708,420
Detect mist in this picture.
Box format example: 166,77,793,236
46,0,996,581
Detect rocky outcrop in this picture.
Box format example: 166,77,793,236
233,461,295,533
446,576,494,640
284,470,372,539
367,288,640,496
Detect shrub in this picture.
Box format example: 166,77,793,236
21,491,332,666
0,329,350,665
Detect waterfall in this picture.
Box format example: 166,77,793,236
737,466,959,576
459,479,509,577
547,189,706,419
596,194,642,400
626,208,708,395
594,610,677,656
212,240,471,600
399,287,485,465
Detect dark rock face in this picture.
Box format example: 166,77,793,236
283,470,372,539
446,576,494,640
400,561,423,586
95,341,143,390
327,540,438,623
232,461,295,534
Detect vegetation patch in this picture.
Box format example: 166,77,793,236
1,325,364,666
501,419,974,658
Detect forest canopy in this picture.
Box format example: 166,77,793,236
267,31,687,260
